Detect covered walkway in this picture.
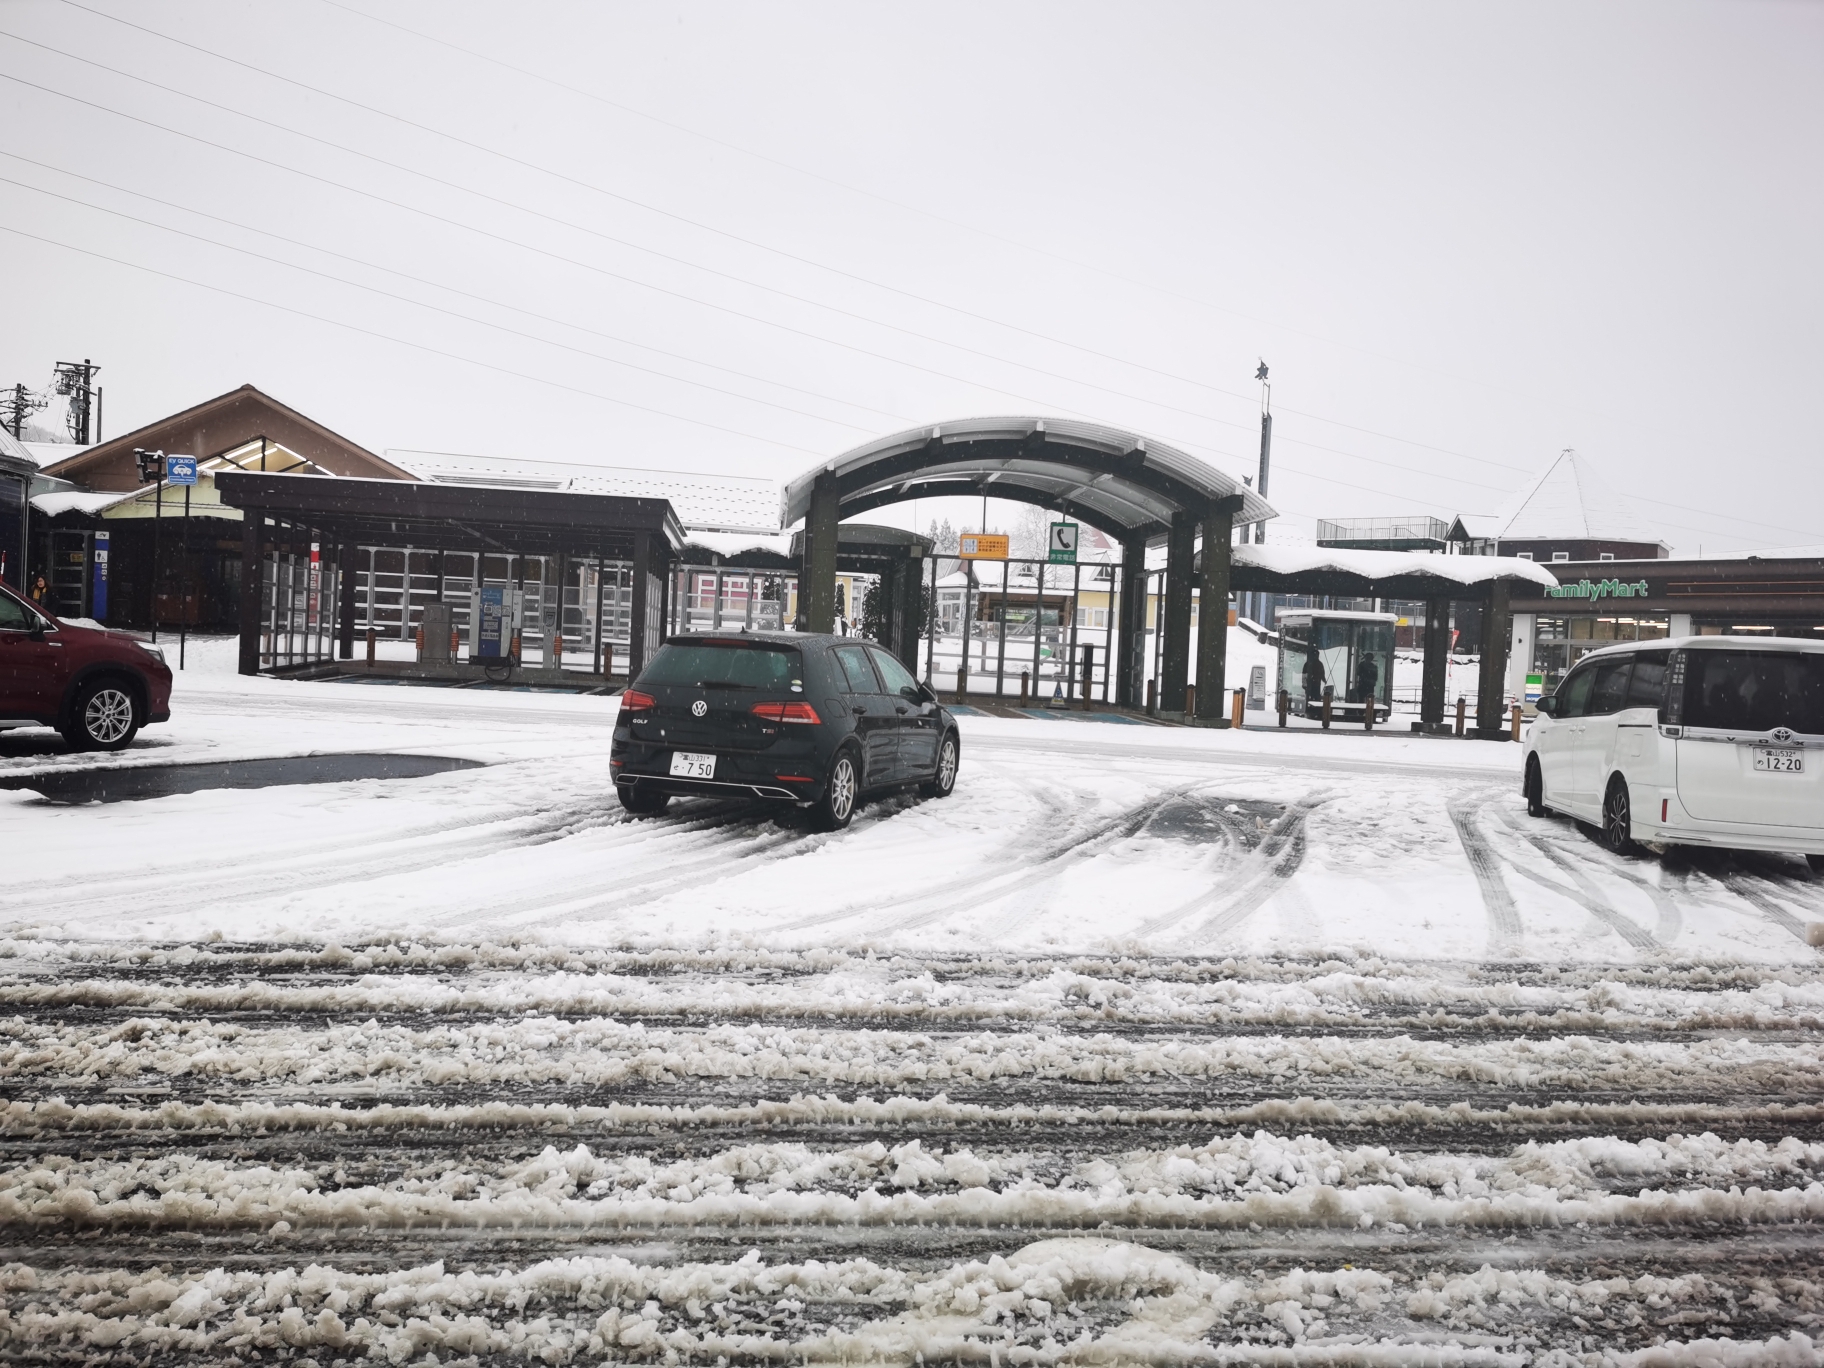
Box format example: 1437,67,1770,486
782,418,1276,721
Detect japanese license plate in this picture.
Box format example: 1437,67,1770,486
669,751,716,779
1753,747,1803,773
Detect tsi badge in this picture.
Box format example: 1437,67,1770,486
691,699,708,717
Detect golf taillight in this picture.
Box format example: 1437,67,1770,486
620,689,656,713
750,700,821,724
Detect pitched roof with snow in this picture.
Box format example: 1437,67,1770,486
393,450,780,536
1493,449,1659,543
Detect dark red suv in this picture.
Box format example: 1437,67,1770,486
0,582,173,750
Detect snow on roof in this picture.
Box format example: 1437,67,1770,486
392,449,780,535
1236,541,1559,587
30,490,129,517
679,530,794,559
21,440,90,469
1493,449,1658,543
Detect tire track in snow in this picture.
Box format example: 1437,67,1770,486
1446,798,1523,958
1131,795,1323,945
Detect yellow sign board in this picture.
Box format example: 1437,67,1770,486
957,533,1009,559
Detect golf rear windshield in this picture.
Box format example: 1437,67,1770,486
641,642,800,690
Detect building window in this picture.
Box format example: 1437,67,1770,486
1551,552,1570,562
1516,551,1533,560
1599,553,1615,562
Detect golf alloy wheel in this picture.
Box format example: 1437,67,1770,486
813,751,858,831
922,734,958,798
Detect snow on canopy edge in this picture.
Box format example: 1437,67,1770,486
1237,542,1559,587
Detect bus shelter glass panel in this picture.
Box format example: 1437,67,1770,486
1277,612,1396,721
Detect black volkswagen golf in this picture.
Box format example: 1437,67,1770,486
610,633,960,829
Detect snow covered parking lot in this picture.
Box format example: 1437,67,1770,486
4,654,1823,1365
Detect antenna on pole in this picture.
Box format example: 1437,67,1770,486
1253,361,1272,546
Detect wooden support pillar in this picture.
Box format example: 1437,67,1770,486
1195,495,1243,722
337,541,356,660
1116,535,1147,708
628,532,653,680
1160,510,1196,712
802,469,840,633
237,511,263,676
1476,578,1513,737
1420,597,1449,729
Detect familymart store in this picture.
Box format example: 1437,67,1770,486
1506,553,1824,706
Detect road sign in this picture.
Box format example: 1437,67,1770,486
958,533,1009,559
165,455,197,486
1048,521,1079,564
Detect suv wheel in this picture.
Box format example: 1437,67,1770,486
64,677,140,751
1524,757,1546,818
616,784,670,816
921,733,959,799
810,748,859,832
1602,776,1636,855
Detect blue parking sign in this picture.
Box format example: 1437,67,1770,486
166,455,197,486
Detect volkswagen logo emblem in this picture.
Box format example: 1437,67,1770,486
691,699,708,717
1771,727,1792,744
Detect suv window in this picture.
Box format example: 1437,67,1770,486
1588,658,1634,715
1555,665,1596,718
1684,650,1824,735
641,642,799,689
1626,652,1669,710
868,647,919,696
0,590,39,632
831,643,882,694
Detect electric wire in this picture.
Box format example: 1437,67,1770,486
0,222,833,458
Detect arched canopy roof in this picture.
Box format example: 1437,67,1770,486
781,417,1276,546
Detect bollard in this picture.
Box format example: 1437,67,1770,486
1364,696,1374,733
956,666,967,703
1184,683,1197,720
451,628,460,660
365,626,376,666
1231,687,1246,730
1020,670,1030,707
1511,703,1524,742
1322,686,1333,730
1277,689,1289,728
1146,678,1157,716
1455,695,1467,737
552,629,563,666
414,625,424,661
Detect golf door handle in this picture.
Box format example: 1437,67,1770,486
894,706,909,714
851,704,868,714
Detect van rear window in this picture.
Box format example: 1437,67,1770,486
1683,650,1824,734
642,642,800,690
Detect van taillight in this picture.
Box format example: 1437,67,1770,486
620,689,656,713
751,701,821,724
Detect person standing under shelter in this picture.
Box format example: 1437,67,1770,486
1354,651,1380,711
1302,646,1326,705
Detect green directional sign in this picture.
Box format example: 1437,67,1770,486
1048,521,1079,565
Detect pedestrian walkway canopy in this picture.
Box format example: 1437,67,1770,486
781,417,1276,546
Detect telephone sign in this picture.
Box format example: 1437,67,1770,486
1048,521,1079,564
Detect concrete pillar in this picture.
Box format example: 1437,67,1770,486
1116,535,1147,707
1160,510,1196,712
237,511,263,676
1476,579,1513,737
802,469,840,633
1195,496,1243,721
1420,597,1449,729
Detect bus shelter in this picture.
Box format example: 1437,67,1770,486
214,471,684,681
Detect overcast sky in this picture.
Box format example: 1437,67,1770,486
2,0,1818,554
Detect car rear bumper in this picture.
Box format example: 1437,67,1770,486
614,773,809,801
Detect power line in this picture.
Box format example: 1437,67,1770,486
0,175,895,436
0,149,910,429
0,222,832,458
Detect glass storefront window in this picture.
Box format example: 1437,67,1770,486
1531,615,1669,694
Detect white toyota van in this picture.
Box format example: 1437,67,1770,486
1522,636,1824,865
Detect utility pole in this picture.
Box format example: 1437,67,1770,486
52,359,101,444
1,383,49,439
1254,360,1272,545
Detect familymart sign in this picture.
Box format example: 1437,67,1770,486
1545,577,1652,601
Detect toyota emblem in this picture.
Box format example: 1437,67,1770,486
691,699,708,717
1771,727,1792,744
